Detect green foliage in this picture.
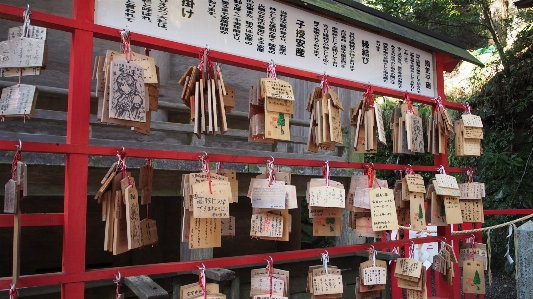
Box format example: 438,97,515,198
362,0,489,49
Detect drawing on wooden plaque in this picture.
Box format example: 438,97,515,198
109,60,146,122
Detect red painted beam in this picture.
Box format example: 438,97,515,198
0,234,467,290
0,214,64,227
0,3,465,110
0,141,470,173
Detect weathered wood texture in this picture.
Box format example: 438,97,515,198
191,268,235,282
123,275,169,299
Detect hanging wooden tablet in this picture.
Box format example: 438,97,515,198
125,184,142,249
4,179,17,213
180,282,219,299
189,217,221,249
1,25,47,77
191,180,231,218
112,193,129,255
108,60,146,122
140,218,158,246
369,188,399,231
0,38,46,68
138,161,153,205
462,260,485,294
0,84,38,118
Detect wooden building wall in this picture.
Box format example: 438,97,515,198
0,0,373,298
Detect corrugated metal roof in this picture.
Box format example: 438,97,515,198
282,0,484,67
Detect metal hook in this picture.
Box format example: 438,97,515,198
16,139,22,153
115,271,122,282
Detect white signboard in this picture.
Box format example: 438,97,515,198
95,0,436,97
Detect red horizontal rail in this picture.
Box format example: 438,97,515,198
0,3,465,110
484,209,533,215
0,213,64,228
0,233,468,290
0,140,469,173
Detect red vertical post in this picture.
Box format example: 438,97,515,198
61,1,94,299
434,60,461,299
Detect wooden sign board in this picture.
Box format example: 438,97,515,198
181,283,219,299
0,84,38,117
140,218,158,246
430,192,447,226
266,97,294,114
3,179,17,213
221,216,235,236
309,207,342,218
369,188,399,231
264,110,290,141
409,193,426,230
435,174,459,189
462,260,485,294
443,196,462,224
106,50,158,84
312,274,343,295
312,216,341,236
405,174,426,193
362,266,387,285
284,185,298,209
191,181,231,218
250,277,284,297
125,185,142,249
0,38,46,68
355,277,381,299
459,183,485,200
374,103,387,145
355,216,378,237
394,258,423,281
406,289,428,299
309,185,345,208
261,78,295,101
250,213,283,238
189,217,221,249
108,60,147,122
460,199,484,223
461,114,483,128
112,206,129,255
252,182,286,209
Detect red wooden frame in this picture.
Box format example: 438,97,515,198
0,2,520,298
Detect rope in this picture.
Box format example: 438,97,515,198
487,229,492,285
398,212,533,234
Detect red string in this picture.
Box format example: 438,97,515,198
405,166,415,176
201,155,213,194
364,85,376,109
113,275,122,299
320,73,330,95
322,161,330,186
366,165,381,189
9,284,17,299
117,149,133,186
467,169,474,183
404,91,414,114
119,29,132,63
470,236,476,261
433,96,445,115
11,150,21,180
267,160,276,187
267,61,277,80
264,258,273,298
198,48,217,79
463,102,472,114
198,265,207,299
